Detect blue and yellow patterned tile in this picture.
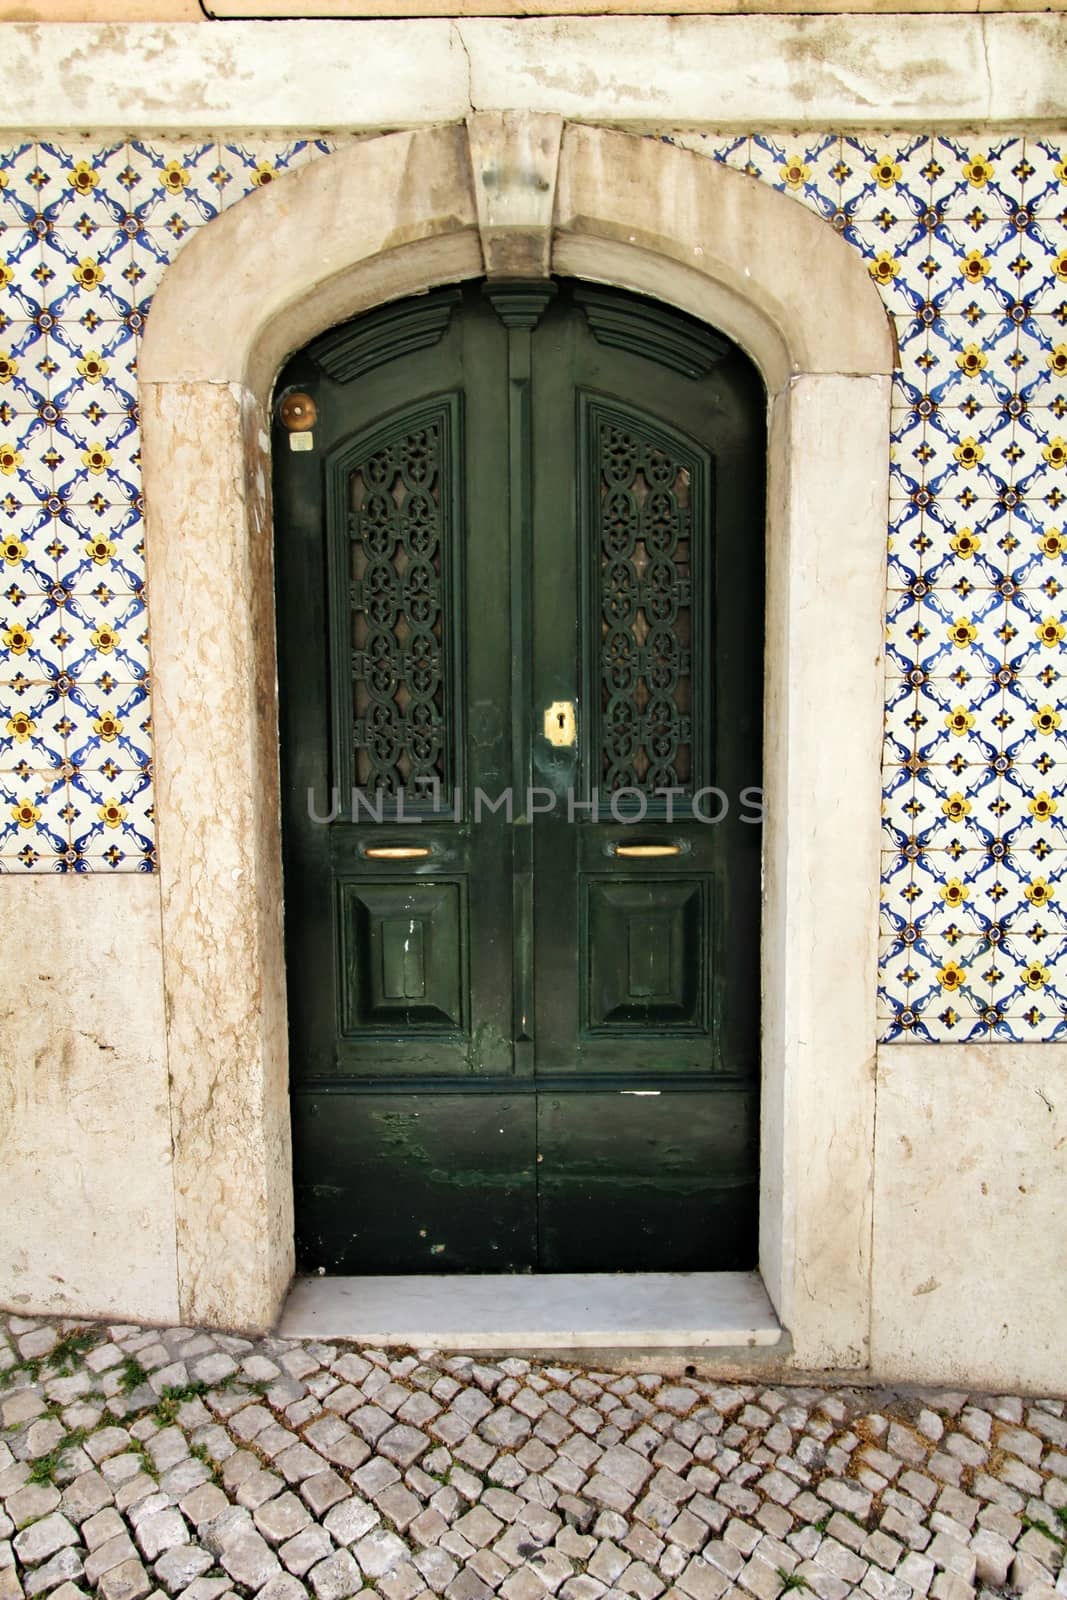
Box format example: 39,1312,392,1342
0,144,37,219
121,141,221,227
56,510,143,597
933,138,1026,220
34,141,129,229
70,763,153,863
0,678,65,770
59,589,148,683
996,930,1067,1012
840,135,932,219
64,678,150,774
0,763,70,853
746,134,840,220
662,132,751,173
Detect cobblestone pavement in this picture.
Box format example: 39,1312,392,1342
1,1318,1064,1600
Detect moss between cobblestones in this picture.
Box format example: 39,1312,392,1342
1,1314,1065,1600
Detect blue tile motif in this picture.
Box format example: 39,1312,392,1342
0,131,1065,1042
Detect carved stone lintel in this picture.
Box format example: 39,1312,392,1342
466,111,564,280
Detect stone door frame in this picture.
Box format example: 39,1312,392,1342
139,116,893,1367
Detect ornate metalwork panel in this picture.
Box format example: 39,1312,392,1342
339,400,460,805
582,398,712,801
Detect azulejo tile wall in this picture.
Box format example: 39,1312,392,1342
0,131,1065,1042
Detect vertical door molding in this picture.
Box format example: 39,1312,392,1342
140,116,893,1360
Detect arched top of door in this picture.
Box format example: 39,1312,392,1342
138,116,895,403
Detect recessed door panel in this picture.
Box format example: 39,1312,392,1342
536,1089,759,1273
274,278,765,1275
292,1092,536,1274
338,878,467,1034
584,877,709,1031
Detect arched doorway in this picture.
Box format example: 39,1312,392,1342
140,118,892,1362
273,278,765,1274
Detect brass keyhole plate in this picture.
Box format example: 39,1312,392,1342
543,700,576,748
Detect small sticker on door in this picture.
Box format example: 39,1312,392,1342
289,433,314,452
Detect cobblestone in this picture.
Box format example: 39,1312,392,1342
0,1317,1062,1600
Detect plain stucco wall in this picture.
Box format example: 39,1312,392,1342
0,875,180,1325
872,1043,1066,1395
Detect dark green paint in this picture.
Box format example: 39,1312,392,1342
274,278,765,1275
574,283,731,378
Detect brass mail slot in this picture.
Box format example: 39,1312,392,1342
364,845,431,860
613,843,681,858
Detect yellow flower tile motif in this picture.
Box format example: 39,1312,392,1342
11,798,40,829
161,160,189,194
962,151,995,187
71,258,105,291
3,624,30,655
77,352,108,383
960,250,989,283
871,154,901,189
949,528,979,557
85,535,116,565
82,444,112,476
69,161,97,196
868,251,898,285
952,437,983,468
98,798,127,829
90,624,119,654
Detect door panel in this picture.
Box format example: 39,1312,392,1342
536,1089,758,1273
274,278,765,1275
293,1091,537,1274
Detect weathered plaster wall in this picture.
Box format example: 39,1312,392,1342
872,1042,1066,1394
0,18,1064,134
0,875,179,1325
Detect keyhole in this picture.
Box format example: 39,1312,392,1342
558,712,565,730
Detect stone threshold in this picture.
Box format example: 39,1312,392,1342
276,1270,784,1354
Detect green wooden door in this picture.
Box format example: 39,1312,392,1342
273,279,765,1275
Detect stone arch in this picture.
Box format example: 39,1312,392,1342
139,117,893,1365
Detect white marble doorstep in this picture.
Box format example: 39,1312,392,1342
277,1270,783,1350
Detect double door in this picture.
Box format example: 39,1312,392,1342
273,278,764,1273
